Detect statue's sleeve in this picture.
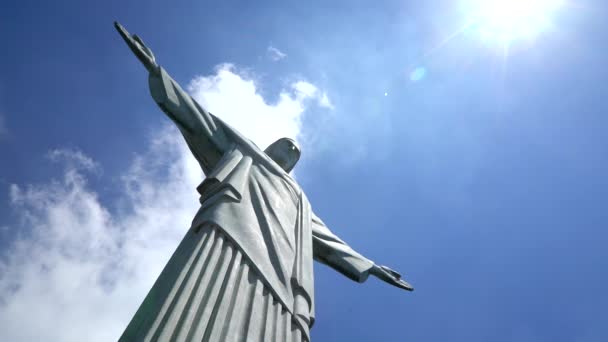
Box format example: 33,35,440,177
311,212,375,283
148,67,231,174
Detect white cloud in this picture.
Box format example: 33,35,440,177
188,64,330,150
293,80,318,99
267,45,287,61
2,130,197,342
0,66,328,342
290,80,334,111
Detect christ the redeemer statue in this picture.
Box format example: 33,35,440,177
115,22,413,342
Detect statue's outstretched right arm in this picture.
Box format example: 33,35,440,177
115,21,230,173
312,212,414,292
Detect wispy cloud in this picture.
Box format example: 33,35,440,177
47,148,100,173
267,45,287,61
318,92,334,110
0,65,327,342
293,80,334,110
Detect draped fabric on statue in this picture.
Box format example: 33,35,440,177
119,66,376,342
119,224,307,342
190,142,317,337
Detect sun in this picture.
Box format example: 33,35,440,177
464,0,564,42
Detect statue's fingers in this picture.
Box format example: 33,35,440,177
397,279,414,291
132,34,146,47
133,34,155,60
114,22,145,55
114,21,125,33
114,24,155,70
373,270,391,284
389,269,401,279
381,265,401,279
114,21,132,42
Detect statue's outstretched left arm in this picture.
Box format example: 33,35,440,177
115,21,230,174
312,213,413,291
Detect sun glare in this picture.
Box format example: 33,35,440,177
464,0,564,42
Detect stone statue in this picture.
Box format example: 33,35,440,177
115,21,413,342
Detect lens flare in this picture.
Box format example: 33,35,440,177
410,67,427,82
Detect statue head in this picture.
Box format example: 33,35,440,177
264,138,300,173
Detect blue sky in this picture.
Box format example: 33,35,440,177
1,0,608,341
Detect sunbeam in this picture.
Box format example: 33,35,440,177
463,0,564,43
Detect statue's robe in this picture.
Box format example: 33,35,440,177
119,68,374,342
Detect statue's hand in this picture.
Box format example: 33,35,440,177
370,264,414,292
114,21,159,74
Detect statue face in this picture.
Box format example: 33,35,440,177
264,138,301,173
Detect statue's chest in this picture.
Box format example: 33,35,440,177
249,164,301,231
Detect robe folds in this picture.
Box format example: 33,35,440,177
119,67,375,342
